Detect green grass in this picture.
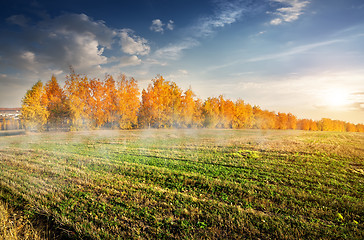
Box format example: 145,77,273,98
0,129,363,239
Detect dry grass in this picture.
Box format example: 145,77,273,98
0,200,43,240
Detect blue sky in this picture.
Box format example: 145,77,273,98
0,0,363,123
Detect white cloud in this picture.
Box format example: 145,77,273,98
151,1,248,61
63,34,108,70
164,69,190,84
119,29,150,55
166,20,174,30
269,0,310,25
0,12,155,106
50,13,116,48
0,13,116,73
270,18,282,25
150,19,164,33
119,55,141,67
154,38,199,60
193,0,246,37
246,39,343,62
16,51,41,72
144,58,168,66
150,19,174,33
205,38,345,73
21,51,36,62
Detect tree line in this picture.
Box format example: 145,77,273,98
21,71,364,132
0,118,21,131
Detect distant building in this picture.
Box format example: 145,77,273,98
0,108,21,119
0,108,22,130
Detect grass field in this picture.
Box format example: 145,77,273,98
0,129,363,239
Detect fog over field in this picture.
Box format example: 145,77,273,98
0,129,363,239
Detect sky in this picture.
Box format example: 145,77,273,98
0,0,363,124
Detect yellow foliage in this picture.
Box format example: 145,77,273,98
21,81,49,131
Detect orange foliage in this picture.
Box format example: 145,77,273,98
252,106,275,129
20,70,364,132
44,75,70,128
116,74,139,129
233,100,253,129
180,88,203,128
103,75,118,127
64,70,91,128
202,97,220,128
139,76,183,128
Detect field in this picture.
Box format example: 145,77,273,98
0,129,363,239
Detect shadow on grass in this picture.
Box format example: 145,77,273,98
0,130,26,137
0,184,83,240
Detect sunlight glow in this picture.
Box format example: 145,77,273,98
323,89,350,107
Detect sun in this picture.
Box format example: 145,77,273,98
323,89,350,107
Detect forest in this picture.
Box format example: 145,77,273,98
20,70,364,132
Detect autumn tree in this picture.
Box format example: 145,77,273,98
180,88,197,127
356,124,364,132
202,97,220,128
346,122,356,132
103,75,118,128
21,70,363,132
201,95,235,128
87,78,106,128
297,119,318,131
193,98,204,128
287,113,297,129
21,81,49,130
252,106,263,129
276,112,287,130
168,82,183,127
297,119,309,130
320,118,334,131
309,120,318,131
138,76,181,128
218,96,235,128
64,70,91,129
232,100,253,129
139,88,153,128
44,75,70,129
333,120,346,132
276,112,288,130
116,74,140,129
252,106,276,129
